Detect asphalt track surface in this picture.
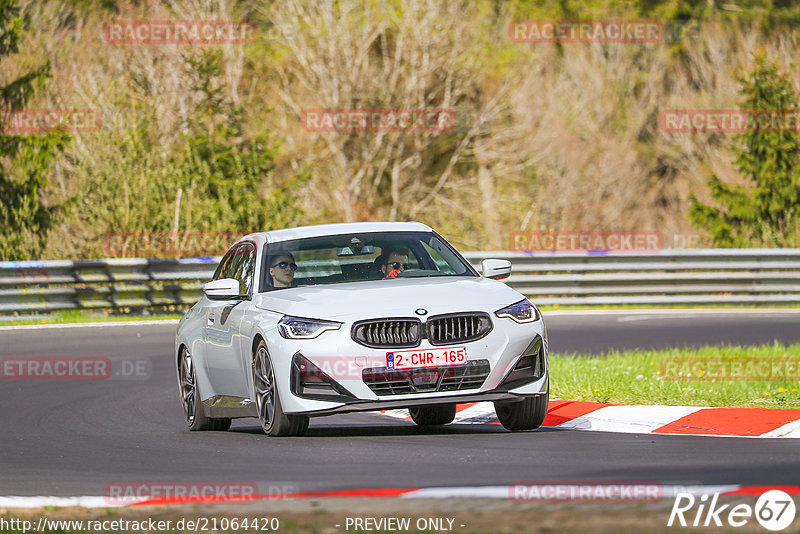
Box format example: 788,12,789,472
1,310,799,497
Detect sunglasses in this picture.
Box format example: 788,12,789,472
385,262,409,270
272,261,298,271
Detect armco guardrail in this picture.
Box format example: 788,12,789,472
1,249,799,315
0,257,220,314
462,249,800,305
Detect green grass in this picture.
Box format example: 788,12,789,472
0,309,182,326
550,342,800,408
2,304,796,327
1,303,796,327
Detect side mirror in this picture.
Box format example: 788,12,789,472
203,278,241,300
481,259,511,280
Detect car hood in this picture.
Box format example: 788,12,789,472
253,277,524,320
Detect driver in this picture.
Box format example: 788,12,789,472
380,248,410,278
269,253,297,288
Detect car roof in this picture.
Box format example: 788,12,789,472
237,221,433,246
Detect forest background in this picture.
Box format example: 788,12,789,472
2,0,800,259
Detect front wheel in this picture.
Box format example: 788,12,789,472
494,384,549,431
252,341,309,437
409,404,457,426
178,348,231,431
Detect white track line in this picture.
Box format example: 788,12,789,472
406,485,744,500
555,405,705,434
453,403,497,424
381,403,800,438
762,419,800,438
0,496,137,508
0,485,755,508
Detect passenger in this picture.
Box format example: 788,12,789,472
379,248,410,278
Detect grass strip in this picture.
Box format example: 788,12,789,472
539,303,800,311
3,304,798,326
0,310,182,326
550,342,800,408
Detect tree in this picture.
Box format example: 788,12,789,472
70,46,307,258
0,0,67,260
176,49,307,234
266,0,497,222
690,53,800,247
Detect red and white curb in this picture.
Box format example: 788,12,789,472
2,485,800,508
382,401,800,438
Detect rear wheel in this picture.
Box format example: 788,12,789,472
252,340,309,437
494,384,549,431
409,404,457,426
178,348,231,431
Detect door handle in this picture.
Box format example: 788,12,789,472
208,313,215,326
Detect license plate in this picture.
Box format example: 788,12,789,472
386,347,467,370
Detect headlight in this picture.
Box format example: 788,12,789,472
278,316,342,339
494,299,540,323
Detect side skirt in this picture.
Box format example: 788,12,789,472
202,395,258,419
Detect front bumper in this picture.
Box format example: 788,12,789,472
265,314,548,416
294,373,549,417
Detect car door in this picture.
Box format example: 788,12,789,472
204,242,256,400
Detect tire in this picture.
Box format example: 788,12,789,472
409,404,457,426
252,340,309,437
494,383,549,432
178,347,232,431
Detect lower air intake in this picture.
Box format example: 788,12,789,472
362,360,491,396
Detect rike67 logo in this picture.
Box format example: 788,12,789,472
668,490,796,531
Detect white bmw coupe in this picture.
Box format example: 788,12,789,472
176,222,548,436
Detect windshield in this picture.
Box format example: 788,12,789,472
260,231,476,291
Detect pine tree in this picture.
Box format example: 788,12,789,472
689,53,800,247
175,49,307,234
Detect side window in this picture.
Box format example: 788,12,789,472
237,243,256,295
214,243,255,295
214,249,237,281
